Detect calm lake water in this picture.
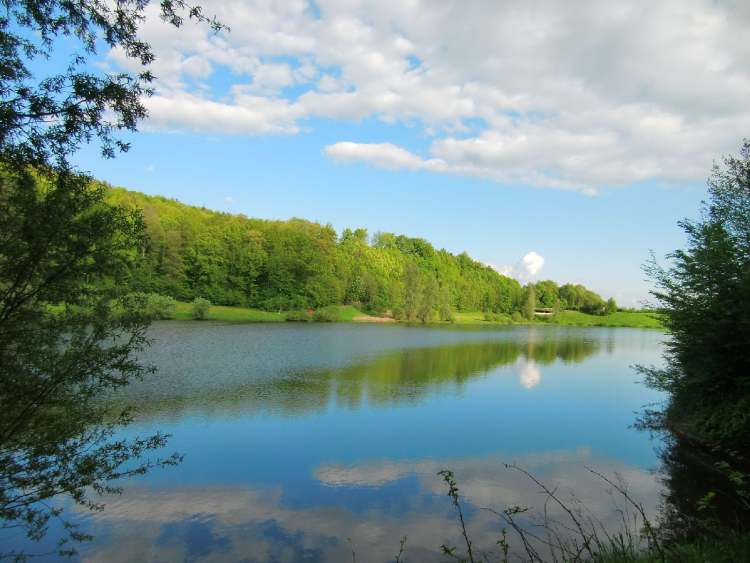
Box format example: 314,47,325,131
34,323,669,561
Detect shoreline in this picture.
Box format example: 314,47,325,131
168,302,664,330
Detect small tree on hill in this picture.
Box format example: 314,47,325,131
606,297,618,315
524,285,537,320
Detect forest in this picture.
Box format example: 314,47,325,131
107,185,612,321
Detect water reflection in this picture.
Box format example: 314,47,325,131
116,333,600,419
518,360,541,389
645,432,750,540
54,325,666,562
80,450,662,563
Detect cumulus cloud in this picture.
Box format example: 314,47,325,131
109,0,750,192
324,142,447,172
143,92,303,134
498,251,545,282
522,251,545,277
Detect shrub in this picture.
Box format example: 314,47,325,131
312,306,337,322
145,293,177,319
118,292,176,320
643,139,750,449
605,297,618,315
285,310,311,322
440,310,455,323
191,297,211,320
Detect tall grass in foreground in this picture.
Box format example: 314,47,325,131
421,465,748,563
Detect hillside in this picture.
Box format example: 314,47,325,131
106,186,612,321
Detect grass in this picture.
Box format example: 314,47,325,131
594,534,750,562
548,310,664,329
453,310,663,329
452,311,514,324
325,304,365,321
170,302,366,323
437,464,749,563
171,302,285,322
161,302,664,328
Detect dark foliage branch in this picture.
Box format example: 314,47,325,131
0,0,227,167
0,167,183,558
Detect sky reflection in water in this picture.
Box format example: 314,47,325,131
73,324,665,561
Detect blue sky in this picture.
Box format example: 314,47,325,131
72,0,749,306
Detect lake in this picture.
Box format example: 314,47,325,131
38,323,669,561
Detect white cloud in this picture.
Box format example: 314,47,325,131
143,92,303,134
522,251,545,277
498,251,546,282
324,142,447,172
110,0,750,192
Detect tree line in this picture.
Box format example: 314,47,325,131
107,186,614,321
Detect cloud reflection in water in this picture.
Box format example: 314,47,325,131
80,450,662,563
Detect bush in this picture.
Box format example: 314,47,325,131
145,293,177,319
285,310,311,322
605,297,618,315
118,292,176,320
440,310,455,323
512,311,524,323
312,306,337,322
643,139,750,450
191,297,211,320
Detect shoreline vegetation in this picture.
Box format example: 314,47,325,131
165,300,663,328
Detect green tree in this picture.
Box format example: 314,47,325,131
643,139,750,449
418,275,438,323
402,261,422,321
605,297,618,315
191,297,211,319
438,284,454,322
524,284,537,320
0,0,223,167
534,280,559,308
0,0,221,557
0,168,180,557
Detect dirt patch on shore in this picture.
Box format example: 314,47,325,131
352,315,395,323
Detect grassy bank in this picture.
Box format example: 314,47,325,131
166,302,663,328
548,310,663,328
171,303,366,323
450,310,662,328
172,302,286,322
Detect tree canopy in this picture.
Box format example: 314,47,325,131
106,185,612,321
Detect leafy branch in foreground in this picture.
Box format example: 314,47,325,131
1,0,224,557
439,469,477,563
0,0,226,167
0,168,181,559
